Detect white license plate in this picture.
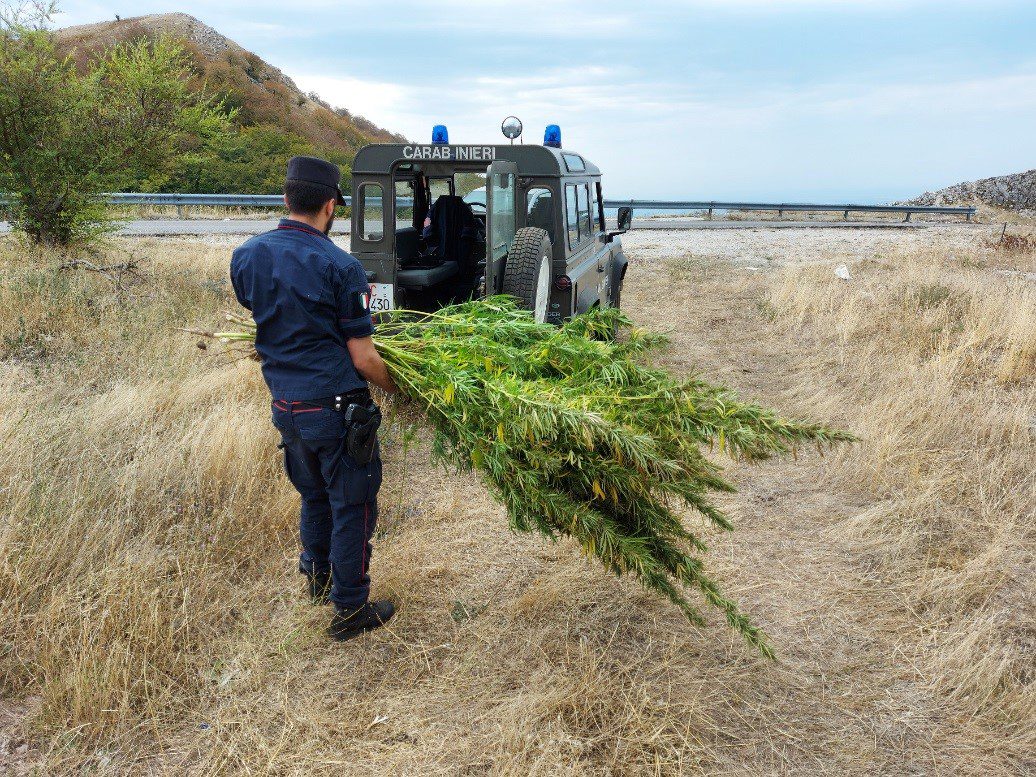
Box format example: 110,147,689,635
368,283,394,313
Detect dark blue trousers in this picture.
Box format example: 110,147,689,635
272,401,382,611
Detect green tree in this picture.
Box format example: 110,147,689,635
0,1,234,247
159,124,354,195
163,124,314,194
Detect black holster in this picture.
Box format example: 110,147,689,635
343,401,381,464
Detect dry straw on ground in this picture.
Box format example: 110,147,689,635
0,228,1032,774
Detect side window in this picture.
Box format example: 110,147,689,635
565,184,579,249
394,180,414,230
358,183,384,241
578,184,591,238
562,153,586,172
526,187,554,244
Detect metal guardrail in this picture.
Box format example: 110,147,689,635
2,193,977,222
601,199,975,222
105,192,286,208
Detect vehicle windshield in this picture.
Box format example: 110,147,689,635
463,189,486,211
459,173,487,212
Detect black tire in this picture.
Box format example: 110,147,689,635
502,227,552,323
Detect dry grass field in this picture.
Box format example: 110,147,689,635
0,225,1033,775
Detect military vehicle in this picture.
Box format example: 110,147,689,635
348,119,632,323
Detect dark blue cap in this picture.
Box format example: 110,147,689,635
286,156,346,205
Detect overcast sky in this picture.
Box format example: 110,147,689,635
55,0,1035,201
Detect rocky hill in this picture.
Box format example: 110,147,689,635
909,169,1036,212
55,13,406,162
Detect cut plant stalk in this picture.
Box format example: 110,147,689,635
196,297,854,657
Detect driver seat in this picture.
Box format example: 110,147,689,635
423,195,481,267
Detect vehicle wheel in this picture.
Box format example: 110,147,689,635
502,227,552,323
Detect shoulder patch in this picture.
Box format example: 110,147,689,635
354,288,371,315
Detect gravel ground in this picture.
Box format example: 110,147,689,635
172,224,994,268
619,225,994,269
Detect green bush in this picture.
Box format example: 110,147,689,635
0,4,233,247
156,124,355,196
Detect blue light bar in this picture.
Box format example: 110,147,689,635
543,124,561,148
431,125,449,144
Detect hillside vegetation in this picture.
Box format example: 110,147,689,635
0,227,1032,773
55,13,406,193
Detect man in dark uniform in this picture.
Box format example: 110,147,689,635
230,156,399,641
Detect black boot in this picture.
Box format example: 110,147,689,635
306,571,332,604
327,601,395,641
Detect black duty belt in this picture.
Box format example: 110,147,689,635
276,390,381,464
286,389,372,412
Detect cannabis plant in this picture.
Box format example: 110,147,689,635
206,298,853,656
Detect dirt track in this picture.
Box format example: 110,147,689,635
617,241,1016,773
620,223,990,268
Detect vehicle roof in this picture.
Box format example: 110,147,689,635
352,143,601,177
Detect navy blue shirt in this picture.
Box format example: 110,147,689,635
230,219,374,401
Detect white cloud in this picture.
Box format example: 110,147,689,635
665,0,973,8
290,62,1036,198
293,73,412,125
54,0,1036,199
807,70,1036,117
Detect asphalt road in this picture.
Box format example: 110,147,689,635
0,218,977,236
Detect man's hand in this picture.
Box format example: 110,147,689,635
347,336,399,394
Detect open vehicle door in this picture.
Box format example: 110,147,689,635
484,160,518,296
